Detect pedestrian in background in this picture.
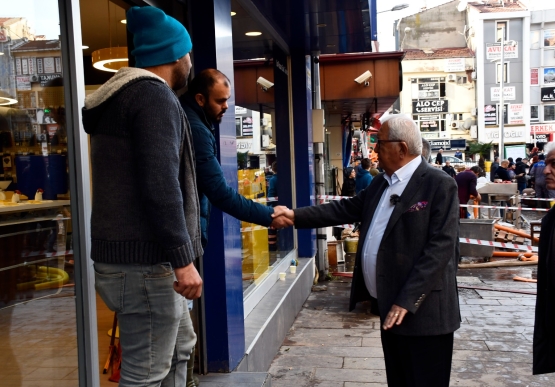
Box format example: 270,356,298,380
341,167,356,197
455,166,482,219
514,157,528,194
490,156,500,182
355,158,373,194
442,161,457,178
435,148,444,165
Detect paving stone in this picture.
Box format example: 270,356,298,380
343,357,386,370
345,383,387,387
314,368,387,384
485,341,532,353
360,337,383,347
280,345,384,358
271,354,344,369
451,360,486,373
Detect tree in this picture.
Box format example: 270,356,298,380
467,141,493,170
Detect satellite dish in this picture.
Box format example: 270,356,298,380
457,1,468,12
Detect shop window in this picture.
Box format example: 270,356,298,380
531,105,539,122
496,62,509,84
496,21,508,42
545,105,555,122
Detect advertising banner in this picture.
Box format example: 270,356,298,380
484,105,497,126
16,76,31,91
412,99,448,113
531,68,539,85
545,29,555,47
531,124,555,133
490,86,516,101
486,42,518,60
444,58,465,72
507,104,524,125
541,87,555,102
544,68,555,84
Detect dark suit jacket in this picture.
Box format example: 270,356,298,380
294,158,461,336
533,207,555,374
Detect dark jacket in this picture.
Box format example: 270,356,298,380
514,161,527,183
355,168,373,194
435,152,443,165
442,165,457,178
490,161,500,182
82,67,203,268
495,166,512,181
534,207,555,374
179,94,273,247
341,167,356,197
294,159,461,336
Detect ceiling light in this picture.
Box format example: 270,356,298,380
0,91,17,106
120,19,126,24
326,44,335,47
0,52,4,55
245,31,262,36
231,11,236,16
92,47,128,72
317,23,327,28
82,45,89,50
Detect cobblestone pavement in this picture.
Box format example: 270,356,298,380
269,267,555,387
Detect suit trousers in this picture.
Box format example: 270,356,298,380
380,329,454,387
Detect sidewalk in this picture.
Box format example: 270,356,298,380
268,267,555,387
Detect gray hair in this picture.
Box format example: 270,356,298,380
421,138,431,162
544,142,555,155
381,114,422,156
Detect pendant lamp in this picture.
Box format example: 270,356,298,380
91,1,128,72
0,90,17,106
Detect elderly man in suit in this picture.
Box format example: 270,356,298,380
276,114,460,386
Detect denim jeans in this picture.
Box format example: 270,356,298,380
94,262,196,387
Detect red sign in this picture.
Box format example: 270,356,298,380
531,68,539,85
0,29,8,43
531,124,555,133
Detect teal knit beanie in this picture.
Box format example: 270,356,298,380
126,6,192,68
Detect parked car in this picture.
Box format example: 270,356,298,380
431,156,464,165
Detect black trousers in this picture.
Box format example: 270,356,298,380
380,329,454,387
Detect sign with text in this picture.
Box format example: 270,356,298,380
429,139,466,151
533,134,550,143
419,120,440,131
490,86,516,101
444,58,465,72
39,73,62,87
236,139,252,151
235,106,247,115
16,76,31,91
486,42,518,60
531,124,555,133
412,99,448,113
508,104,524,125
541,87,555,102
485,127,527,143
531,68,539,85
484,105,497,126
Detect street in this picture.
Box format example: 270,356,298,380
269,267,555,387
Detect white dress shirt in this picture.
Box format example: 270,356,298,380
361,156,422,298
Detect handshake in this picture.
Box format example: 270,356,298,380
269,205,295,229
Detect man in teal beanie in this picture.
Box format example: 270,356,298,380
83,6,200,386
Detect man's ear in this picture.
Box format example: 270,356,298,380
195,93,206,107
399,141,409,157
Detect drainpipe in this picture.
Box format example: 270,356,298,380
312,53,328,277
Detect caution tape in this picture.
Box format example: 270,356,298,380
518,197,555,202
460,204,549,212
252,197,278,203
317,194,351,200
460,237,537,252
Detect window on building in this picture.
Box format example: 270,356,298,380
544,29,555,47
531,30,541,49
531,105,539,122
496,21,508,42
496,62,509,83
545,105,555,121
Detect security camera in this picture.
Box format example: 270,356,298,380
354,70,372,85
257,76,274,91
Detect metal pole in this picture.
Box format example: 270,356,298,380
499,27,505,159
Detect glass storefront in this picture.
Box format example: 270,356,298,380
1,1,79,385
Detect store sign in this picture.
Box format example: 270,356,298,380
235,106,247,115
490,86,515,101
39,73,62,87
419,120,440,131
486,42,518,60
531,124,555,133
485,127,527,142
16,76,31,91
508,104,524,125
417,82,440,99
444,58,465,72
534,134,550,143
531,68,539,85
544,68,555,84
429,139,466,151
421,132,438,140
412,99,448,113
541,87,555,102
484,105,497,126
236,139,252,150
241,116,253,136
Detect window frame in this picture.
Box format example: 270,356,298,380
496,20,509,42
531,105,539,122
544,105,555,122
496,62,510,84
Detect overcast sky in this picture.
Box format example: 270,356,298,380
1,0,60,39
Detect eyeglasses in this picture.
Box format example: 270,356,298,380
375,139,405,149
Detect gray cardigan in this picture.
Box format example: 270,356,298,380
82,67,203,268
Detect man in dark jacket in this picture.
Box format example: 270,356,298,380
495,160,512,181
534,142,555,375
341,167,356,196
275,114,460,386
82,7,202,385
355,158,373,194
514,157,528,194
435,148,443,165
179,69,291,247
442,161,457,178
490,156,500,182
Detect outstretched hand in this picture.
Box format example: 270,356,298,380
270,206,295,229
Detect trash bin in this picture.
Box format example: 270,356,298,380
484,161,492,172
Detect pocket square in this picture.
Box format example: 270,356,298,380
405,201,428,213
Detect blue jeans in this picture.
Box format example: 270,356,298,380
94,262,196,387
